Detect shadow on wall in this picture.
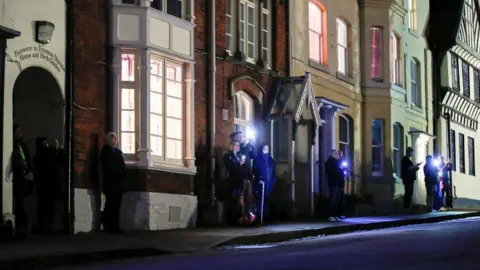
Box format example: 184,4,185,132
83,134,101,231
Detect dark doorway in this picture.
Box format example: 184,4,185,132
13,66,65,232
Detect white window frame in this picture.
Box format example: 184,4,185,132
308,1,325,64
234,91,255,134
119,50,140,160
392,123,402,178
336,19,348,75
370,26,383,80
149,55,185,165
338,114,350,161
240,0,257,63
410,58,421,107
226,0,234,54
261,0,271,67
391,33,400,85
372,119,384,177
407,0,417,31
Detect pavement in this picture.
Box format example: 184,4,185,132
55,216,480,270
1,210,479,270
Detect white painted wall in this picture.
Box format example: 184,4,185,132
74,190,197,233
1,0,66,215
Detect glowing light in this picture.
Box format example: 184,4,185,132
242,155,246,160
433,159,440,167
246,127,256,139
343,171,347,175
438,171,443,177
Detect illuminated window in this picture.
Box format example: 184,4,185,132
120,53,137,154
391,33,400,84
336,19,348,75
371,26,382,80
309,1,326,64
150,56,184,161
234,91,254,134
407,0,417,31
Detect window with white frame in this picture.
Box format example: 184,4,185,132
411,58,421,107
407,0,417,31
308,1,325,64
339,115,350,162
226,0,271,65
392,123,403,177
372,119,384,176
150,0,183,18
336,19,348,75
149,56,184,162
370,26,383,80
391,33,400,84
120,52,138,155
234,91,254,134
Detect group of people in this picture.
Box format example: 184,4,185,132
401,147,453,213
223,131,276,225
11,125,65,236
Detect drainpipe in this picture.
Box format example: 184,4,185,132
207,0,216,205
64,0,75,234
285,0,291,77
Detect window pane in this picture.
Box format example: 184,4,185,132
339,117,348,143
308,2,321,33
372,147,382,172
371,27,382,79
166,0,182,18
393,124,399,148
166,80,182,98
151,59,162,75
247,6,254,24
166,139,182,159
150,92,163,114
166,64,182,81
309,30,320,61
247,24,254,42
121,133,135,154
262,13,268,29
150,114,163,136
247,43,254,58
337,46,347,74
151,75,163,93
337,20,347,46
121,54,135,81
151,135,163,156
166,117,182,139
121,88,135,110
121,111,135,132
372,119,383,146
451,130,457,171
166,97,182,118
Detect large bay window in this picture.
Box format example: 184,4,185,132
390,33,400,85
309,1,326,64
120,53,139,155
149,57,184,162
336,19,348,75
370,26,383,80
226,0,271,65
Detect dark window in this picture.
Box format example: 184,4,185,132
451,54,460,91
122,0,137,4
451,130,456,171
468,137,475,176
474,69,480,103
462,61,470,97
392,123,403,177
459,133,465,173
151,0,182,18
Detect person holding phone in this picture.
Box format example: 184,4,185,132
401,147,423,212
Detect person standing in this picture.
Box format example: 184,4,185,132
438,157,452,210
100,132,126,233
253,143,276,224
401,147,423,212
423,155,438,212
325,150,344,222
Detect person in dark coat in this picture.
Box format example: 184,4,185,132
253,143,276,223
401,147,422,212
325,150,344,222
100,132,126,233
11,124,34,236
423,155,438,212
224,141,254,225
230,131,257,181
33,137,57,233
439,157,453,209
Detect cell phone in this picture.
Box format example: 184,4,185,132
241,155,246,161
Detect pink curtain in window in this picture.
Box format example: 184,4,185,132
371,28,381,79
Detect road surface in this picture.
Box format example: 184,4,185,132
53,217,480,270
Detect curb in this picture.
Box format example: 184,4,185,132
2,248,172,270
219,211,480,246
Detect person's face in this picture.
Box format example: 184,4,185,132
262,145,269,154
110,136,118,147
234,134,242,142
332,151,339,159
407,151,413,157
14,127,22,140
338,151,343,157
233,142,240,152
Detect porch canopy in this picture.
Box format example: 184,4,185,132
264,72,321,128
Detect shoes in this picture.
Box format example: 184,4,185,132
328,216,337,222
337,216,346,220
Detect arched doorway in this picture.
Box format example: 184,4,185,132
12,66,65,232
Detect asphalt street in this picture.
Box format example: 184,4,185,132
52,217,480,270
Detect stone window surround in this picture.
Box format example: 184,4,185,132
112,47,196,175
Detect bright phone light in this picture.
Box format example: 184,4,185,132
242,155,246,160
433,158,440,167
341,161,347,168
438,171,443,177
246,127,256,139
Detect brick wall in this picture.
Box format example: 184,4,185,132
194,0,287,200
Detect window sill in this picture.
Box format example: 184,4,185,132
410,104,423,114
391,83,406,95
336,72,355,85
408,29,419,38
309,59,329,74
371,78,384,83
126,160,197,175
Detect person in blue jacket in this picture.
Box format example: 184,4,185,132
253,143,276,223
